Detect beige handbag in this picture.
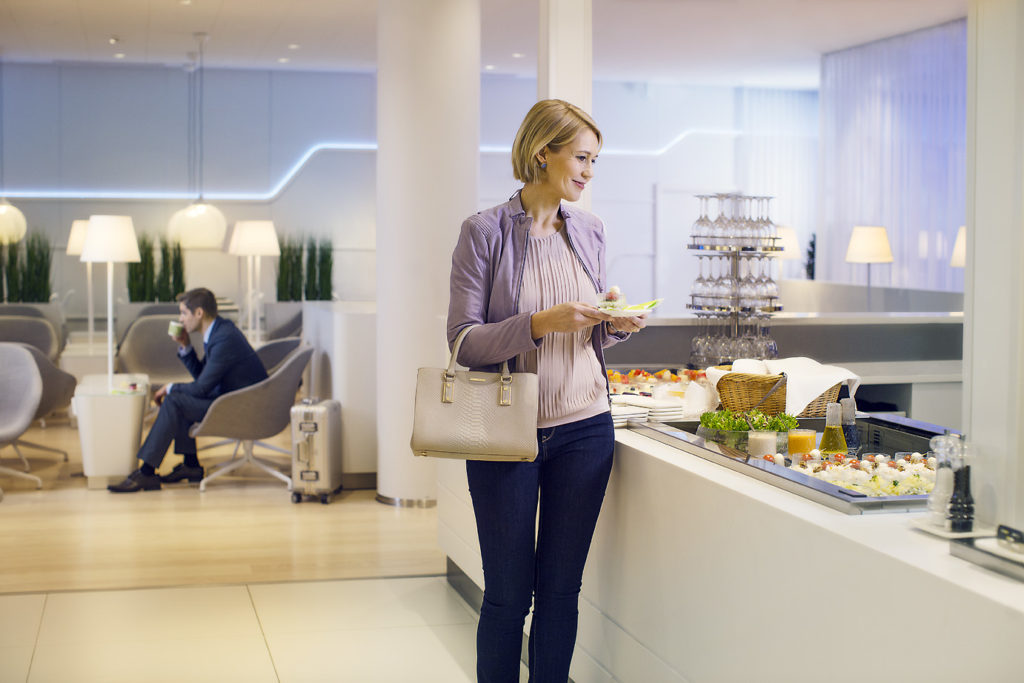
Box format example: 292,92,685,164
411,325,539,461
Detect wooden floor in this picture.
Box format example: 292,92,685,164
0,414,446,595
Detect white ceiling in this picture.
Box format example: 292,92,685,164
0,0,968,88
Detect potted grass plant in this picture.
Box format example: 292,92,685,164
21,232,52,302
317,239,332,301
304,237,318,301
127,234,156,302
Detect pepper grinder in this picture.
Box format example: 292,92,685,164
927,433,958,528
947,441,975,533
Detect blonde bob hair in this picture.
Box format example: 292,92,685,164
511,99,602,185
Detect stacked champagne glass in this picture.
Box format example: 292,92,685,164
688,193,782,367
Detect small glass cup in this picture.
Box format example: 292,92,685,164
788,429,816,459
747,430,778,458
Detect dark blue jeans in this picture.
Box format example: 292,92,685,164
467,411,615,683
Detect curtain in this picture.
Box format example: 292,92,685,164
819,19,966,291
734,87,819,280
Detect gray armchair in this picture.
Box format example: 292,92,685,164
0,316,60,362
190,346,313,492
266,309,302,341
0,303,68,353
195,336,305,459
0,344,46,499
116,314,194,388
116,303,180,347
8,344,77,466
256,337,302,375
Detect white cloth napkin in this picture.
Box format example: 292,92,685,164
764,357,860,416
705,359,768,389
681,380,719,419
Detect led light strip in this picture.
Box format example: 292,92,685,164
3,129,740,203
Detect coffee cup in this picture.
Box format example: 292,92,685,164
168,321,184,338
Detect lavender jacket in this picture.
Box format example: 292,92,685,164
447,191,628,375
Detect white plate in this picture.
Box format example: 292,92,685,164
599,298,664,317
910,516,994,539
603,308,649,318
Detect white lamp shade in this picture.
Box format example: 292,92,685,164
168,202,227,249
950,225,967,268
66,219,90,256
775,225,801,260
0,199,27,245
81,215,141,263
228,220,281,256
845,225,894,264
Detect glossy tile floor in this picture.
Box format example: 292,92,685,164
0,576,529,682
0,415,529,681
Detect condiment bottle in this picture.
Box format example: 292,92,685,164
818,402,848,463
927,433,958,528
947,441,975,533
840,397,861,459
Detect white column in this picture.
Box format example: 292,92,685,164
965,0,1024,529
376,0,480,506
538,0,593,209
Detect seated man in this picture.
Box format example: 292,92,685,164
108,287,268,493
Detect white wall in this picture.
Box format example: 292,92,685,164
2,63,819,321
3,64,377,317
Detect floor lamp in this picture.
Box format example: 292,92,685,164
845,225,893,311
228,220,280,342
79,215,141,392
66,219,94,345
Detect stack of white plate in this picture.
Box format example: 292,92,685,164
611,404,648,428
612,395,686,423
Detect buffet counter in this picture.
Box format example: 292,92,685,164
439,425,1024,682
603,312,964,429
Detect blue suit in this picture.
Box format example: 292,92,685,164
137,317,268,469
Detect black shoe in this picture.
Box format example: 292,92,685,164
161,463,205,484
108,469,162,493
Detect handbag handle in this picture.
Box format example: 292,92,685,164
444,325,514,406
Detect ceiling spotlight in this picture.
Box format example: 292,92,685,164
114,53,126,59
512,52,524,59
180,0,193,5
484,64,496,71
108,36,120,45
287,44,300,50
278,57,290,64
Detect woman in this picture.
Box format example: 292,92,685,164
447,99,646,682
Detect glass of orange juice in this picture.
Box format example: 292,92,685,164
788,429,816,458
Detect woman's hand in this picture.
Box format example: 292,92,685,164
606,314,647,334
531,302,610,339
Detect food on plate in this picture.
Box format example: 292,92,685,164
607,367,688,396
599,286,626,310
597,286,663,315
654,369,682,383
790,456,935,497
622,298,664,313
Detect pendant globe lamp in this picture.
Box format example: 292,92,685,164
0,57,27,264
168,33,227,250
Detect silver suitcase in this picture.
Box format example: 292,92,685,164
290,399,344,504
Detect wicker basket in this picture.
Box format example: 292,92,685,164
714,366,841,417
